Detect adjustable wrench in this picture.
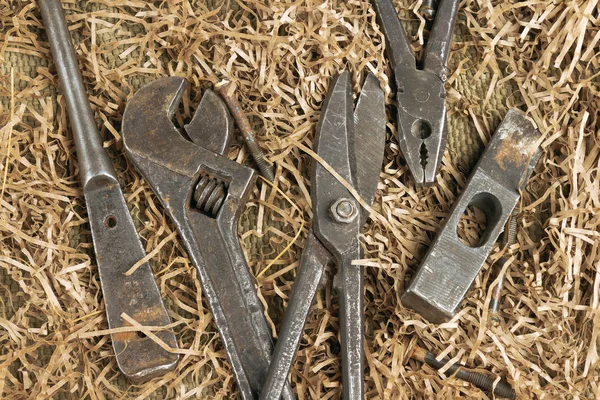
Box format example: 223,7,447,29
38,0,178,381
122,77,294,400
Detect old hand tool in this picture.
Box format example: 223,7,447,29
404,337,516,399
122,77,294,400
402,110,542,323
260,72,386,400
374,0,459,185
38,0,178,381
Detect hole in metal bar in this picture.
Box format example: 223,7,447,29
456,192,502,248
411,119,432,139
104,215,117,228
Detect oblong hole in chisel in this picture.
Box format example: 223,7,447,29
456,193,502,248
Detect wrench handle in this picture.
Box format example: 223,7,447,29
39,0,116,186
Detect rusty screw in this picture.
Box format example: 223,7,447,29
215,80,275,182
489,210,519,323
419,0,437,19
403,337,517,399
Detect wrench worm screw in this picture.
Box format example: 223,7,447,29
193,173,227,217
215,80,275,182
404,337,517,399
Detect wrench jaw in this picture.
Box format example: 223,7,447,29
395,71,447,187
185,89,234,155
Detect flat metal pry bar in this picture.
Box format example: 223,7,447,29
38,0,178,381
401,110,542,323
122,77,294,400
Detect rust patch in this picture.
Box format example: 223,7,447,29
113,306,167,344
113,331,136,343
494,134,535,171
131,305,165,324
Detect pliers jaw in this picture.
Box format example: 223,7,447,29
374,0,459,186
394,70,447,186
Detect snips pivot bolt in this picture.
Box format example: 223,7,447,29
331,198,358,224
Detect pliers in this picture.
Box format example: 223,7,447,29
260,71,386,400
374,0,460,185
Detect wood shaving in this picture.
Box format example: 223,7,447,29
0,0,599,399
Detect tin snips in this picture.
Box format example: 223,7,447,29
260,72,386,400
122,77,294,400
374,0,459,185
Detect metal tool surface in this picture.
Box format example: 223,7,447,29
374,0,460,186
38,0,178,381
401,110,542,323
121,77,294,400
260,72,386,400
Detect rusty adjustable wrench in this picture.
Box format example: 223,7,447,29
402,110,542,323
122,77,294,400
38,0,178,381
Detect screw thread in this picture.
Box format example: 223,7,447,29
417,346,517,399
503,212,518,247
490,209,520,321
250,147,275,182
456,369,516,399
215,80,275,182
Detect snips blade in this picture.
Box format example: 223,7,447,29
312,72,356,190
354,73,386,224
312,70,386,256
185,89,234,156
311,71,359,256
